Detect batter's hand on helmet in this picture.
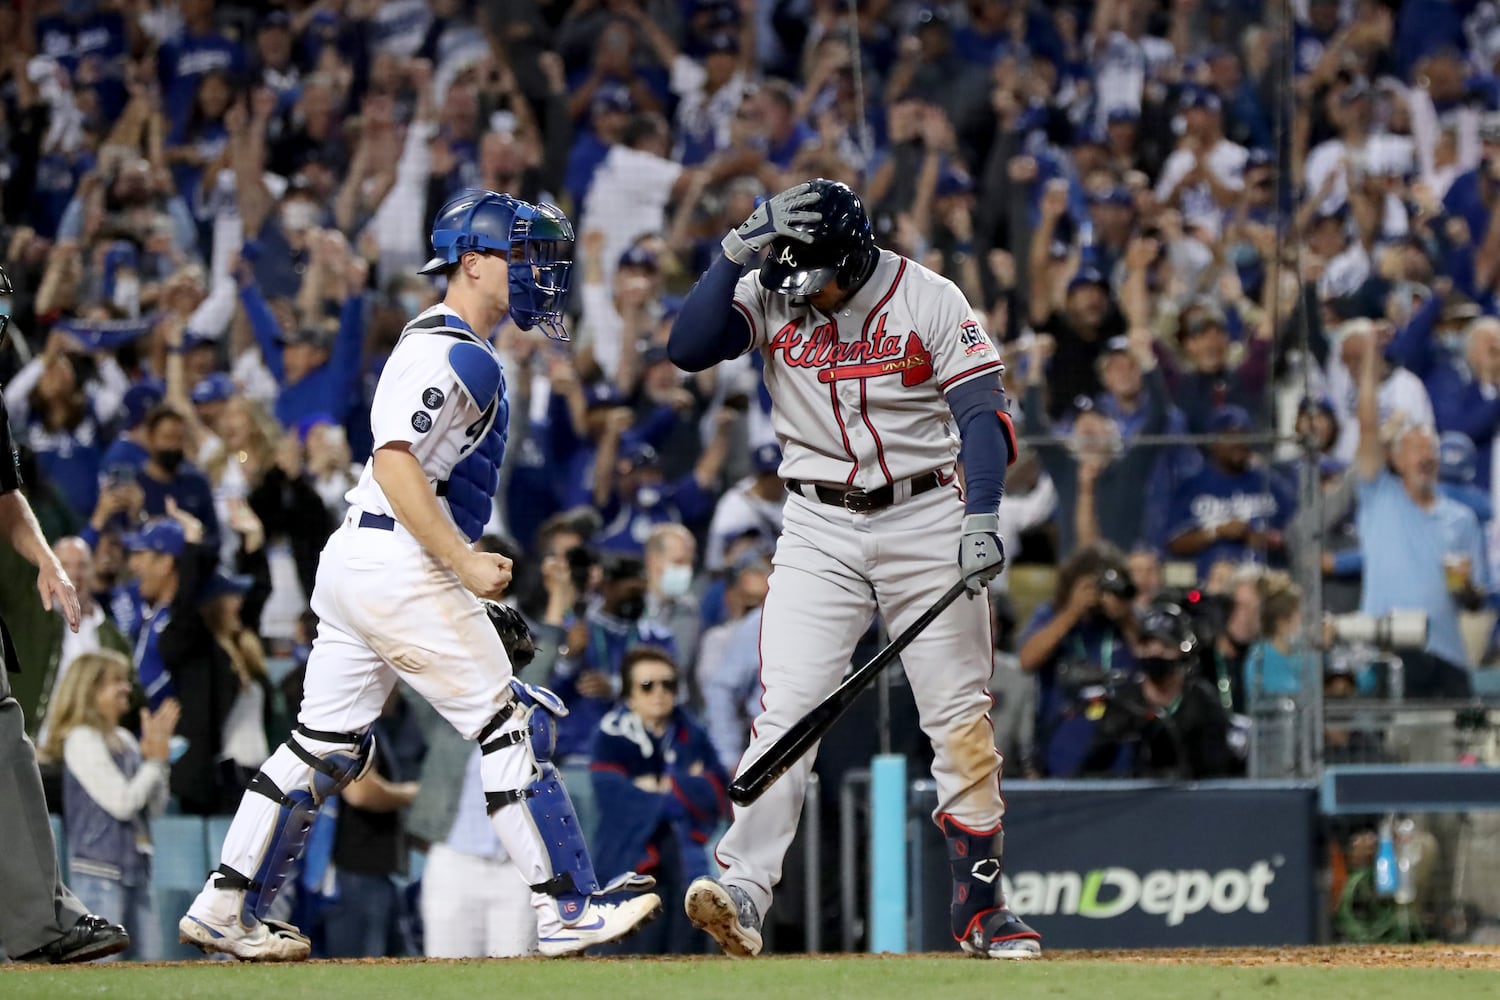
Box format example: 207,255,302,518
722,181,823,265
958,514,1006,597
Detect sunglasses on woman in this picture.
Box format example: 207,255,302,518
637,678,678,694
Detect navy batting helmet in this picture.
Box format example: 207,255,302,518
419,189,576,340
758,178,879,298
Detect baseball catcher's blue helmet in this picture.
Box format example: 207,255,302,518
758,178,879,298
419,189,576,341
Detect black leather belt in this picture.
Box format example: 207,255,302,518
358,511,395,531
785,471,942,513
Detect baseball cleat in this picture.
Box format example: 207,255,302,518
958,908,1042,960
685,877,763,958
537,893,663,957
178,913,311,962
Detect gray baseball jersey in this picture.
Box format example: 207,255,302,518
732,249,1004,488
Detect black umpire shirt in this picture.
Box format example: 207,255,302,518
1,390,28,675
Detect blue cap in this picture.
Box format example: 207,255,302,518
1318,456,1348,478
1209,405,1253,434
1439,431,1478,484
1076,125,1108,147
585,381,625,409
200,571,254,603
1067,268,1108,294
1106,107,1141,125
752,441,782,473
618,244,659,271
123,519,186,558
122,379,165,429
703,32,738,55
1246,147,1274,168
104,240,138,274
1181,87,1222,113
916,6,952,27
936,168,975,198
295,412,337,443
1298,394,1338,418
621,440,660,469
592,82,633,114
642,344,671,367
1090,186,1133,208
190,373,235,405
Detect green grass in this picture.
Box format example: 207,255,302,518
3,956,1498,1000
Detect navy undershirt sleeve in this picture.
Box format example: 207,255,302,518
945,375,1012,516
668,254,754,372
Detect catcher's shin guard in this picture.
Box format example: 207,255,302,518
212,725,375,924
481,680,601,922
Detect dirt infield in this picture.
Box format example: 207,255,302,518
1054,945,1500,968
9,945,1500,972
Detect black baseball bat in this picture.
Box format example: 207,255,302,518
728,578,971,806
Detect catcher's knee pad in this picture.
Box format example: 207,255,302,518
940,814,1007,941
482,679,601,920
215,725,375,923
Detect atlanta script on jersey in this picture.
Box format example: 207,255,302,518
732,249,1004,489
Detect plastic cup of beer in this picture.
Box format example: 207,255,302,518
1444,553,1470,594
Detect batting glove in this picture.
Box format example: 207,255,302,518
958,513,1006,597
722,181,823,265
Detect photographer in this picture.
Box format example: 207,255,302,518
549,552,676,764
522,511,601,684
1081,601,1236,781
1018,543,1138,773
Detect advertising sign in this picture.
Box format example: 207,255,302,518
912,782,1318,949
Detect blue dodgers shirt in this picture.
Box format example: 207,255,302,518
1357,471,1488,667
1168,464,1294,577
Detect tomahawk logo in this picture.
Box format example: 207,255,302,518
776,245,798,265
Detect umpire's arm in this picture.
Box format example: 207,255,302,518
0,399,78,631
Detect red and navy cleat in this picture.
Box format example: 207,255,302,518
958,907,1042,960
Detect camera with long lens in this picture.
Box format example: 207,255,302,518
1097,566,1137,602
564,545,600,613
1157,585,1230,645
1329,609,1428,651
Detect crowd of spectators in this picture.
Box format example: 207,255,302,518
8,0,1500,960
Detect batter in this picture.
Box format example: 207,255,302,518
668,179,1041,959
179,190,659,960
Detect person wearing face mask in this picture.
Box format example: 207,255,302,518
549,553,677,765
643,524,701,673
1086,601,1235,781
135,406,220,553
1166,405,1295,578
594,414,733,557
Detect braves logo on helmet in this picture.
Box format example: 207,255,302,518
776,245,798,266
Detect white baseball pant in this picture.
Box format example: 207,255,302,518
421,844,537,958
714,484,1005,918
206,514,574,938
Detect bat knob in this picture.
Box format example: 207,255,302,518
727,779,758,806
